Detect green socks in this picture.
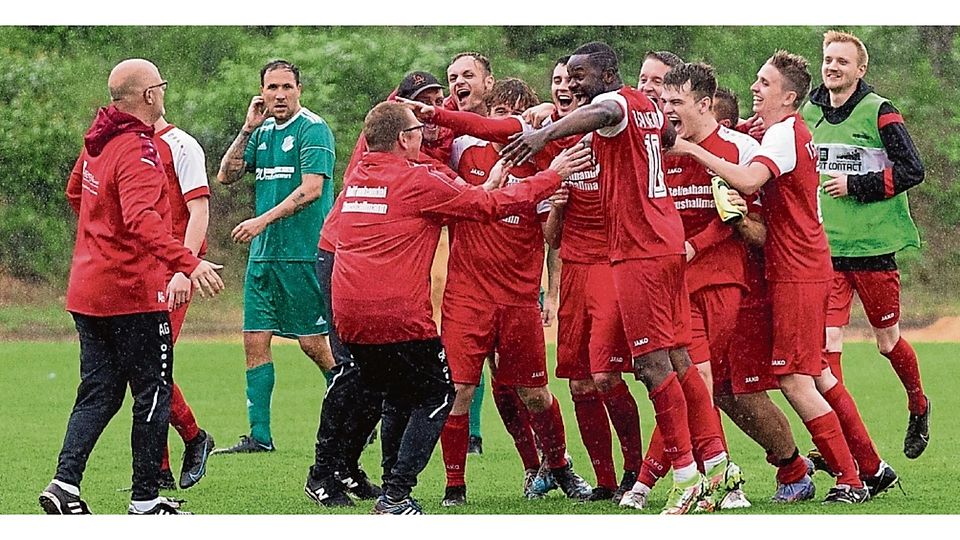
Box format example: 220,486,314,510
246,363,275,445
469,370,485,438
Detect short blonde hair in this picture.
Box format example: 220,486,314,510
823,30,869,67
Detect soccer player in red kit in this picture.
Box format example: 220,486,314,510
502,41,728,515
541,57,644,504
313,102,591,515
624,63,812,509
435,78,592,506
672,50,871,504
153,116,216,490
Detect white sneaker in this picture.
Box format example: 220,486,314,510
719,488,752,509
618,489,648,510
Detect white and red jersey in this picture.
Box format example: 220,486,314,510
445,136,550,306
666,125,759,293
750,113,832,283
332,151,560,344
155,124,210,257
591,86,685,262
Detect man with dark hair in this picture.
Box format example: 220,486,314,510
541,56,644,504
216,59,337,455
308,101,590,515
712,87,740,129
40,58,223,515
639,50,684,107
803,29,929,463
502,41,728,515
624,62,812,509
672,50,872,504
447,52,495,115
432,78,592,507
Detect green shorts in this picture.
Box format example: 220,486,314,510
243,260,329,338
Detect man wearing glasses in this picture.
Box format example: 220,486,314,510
216,60,337,456
40,58,223,515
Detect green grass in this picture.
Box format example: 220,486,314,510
1,341,955,515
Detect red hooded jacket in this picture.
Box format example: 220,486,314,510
66,105,200,316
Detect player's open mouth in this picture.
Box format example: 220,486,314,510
668,115,682,131
556,95,573,108
456,89,471,102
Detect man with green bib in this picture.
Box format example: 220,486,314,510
215,60,336,454
802,31,929,459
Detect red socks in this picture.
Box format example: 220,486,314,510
528,396,568,469
492,382,540,470
638,425,669,488
649,373,694,470
572,391,616,489
775,450,810,485
804,411,863,488
162,382,199,473
170,383,200,443
823,383,881,477
882,338,927,415
678,366,726,464
601,382,643,472
440,413,469,487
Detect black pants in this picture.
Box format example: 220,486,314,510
56,312,173,501
312,250,384,480
348,339,454,500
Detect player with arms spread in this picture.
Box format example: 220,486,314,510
502,41,729,515
312,102,591,515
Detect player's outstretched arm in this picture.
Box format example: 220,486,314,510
501,101,622,165
674,138,771,195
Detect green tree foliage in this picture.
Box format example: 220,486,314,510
1,26,957,307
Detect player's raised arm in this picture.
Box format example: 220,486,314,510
218,96,267,185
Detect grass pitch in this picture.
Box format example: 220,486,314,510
0,340,955,515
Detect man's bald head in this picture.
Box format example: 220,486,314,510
108,59,159,101
107,59,166,124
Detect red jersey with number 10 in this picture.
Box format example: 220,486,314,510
591,87,684,262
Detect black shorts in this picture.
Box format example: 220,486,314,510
345,338,454,409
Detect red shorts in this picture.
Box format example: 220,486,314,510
169,300,192,344
612,255,692,359
724,301,779,395
441,293,547,388
769,281,829,377
555,262,632,380
826,270,901,329
687,285,743,366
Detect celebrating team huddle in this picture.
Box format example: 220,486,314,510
41,29,930,516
